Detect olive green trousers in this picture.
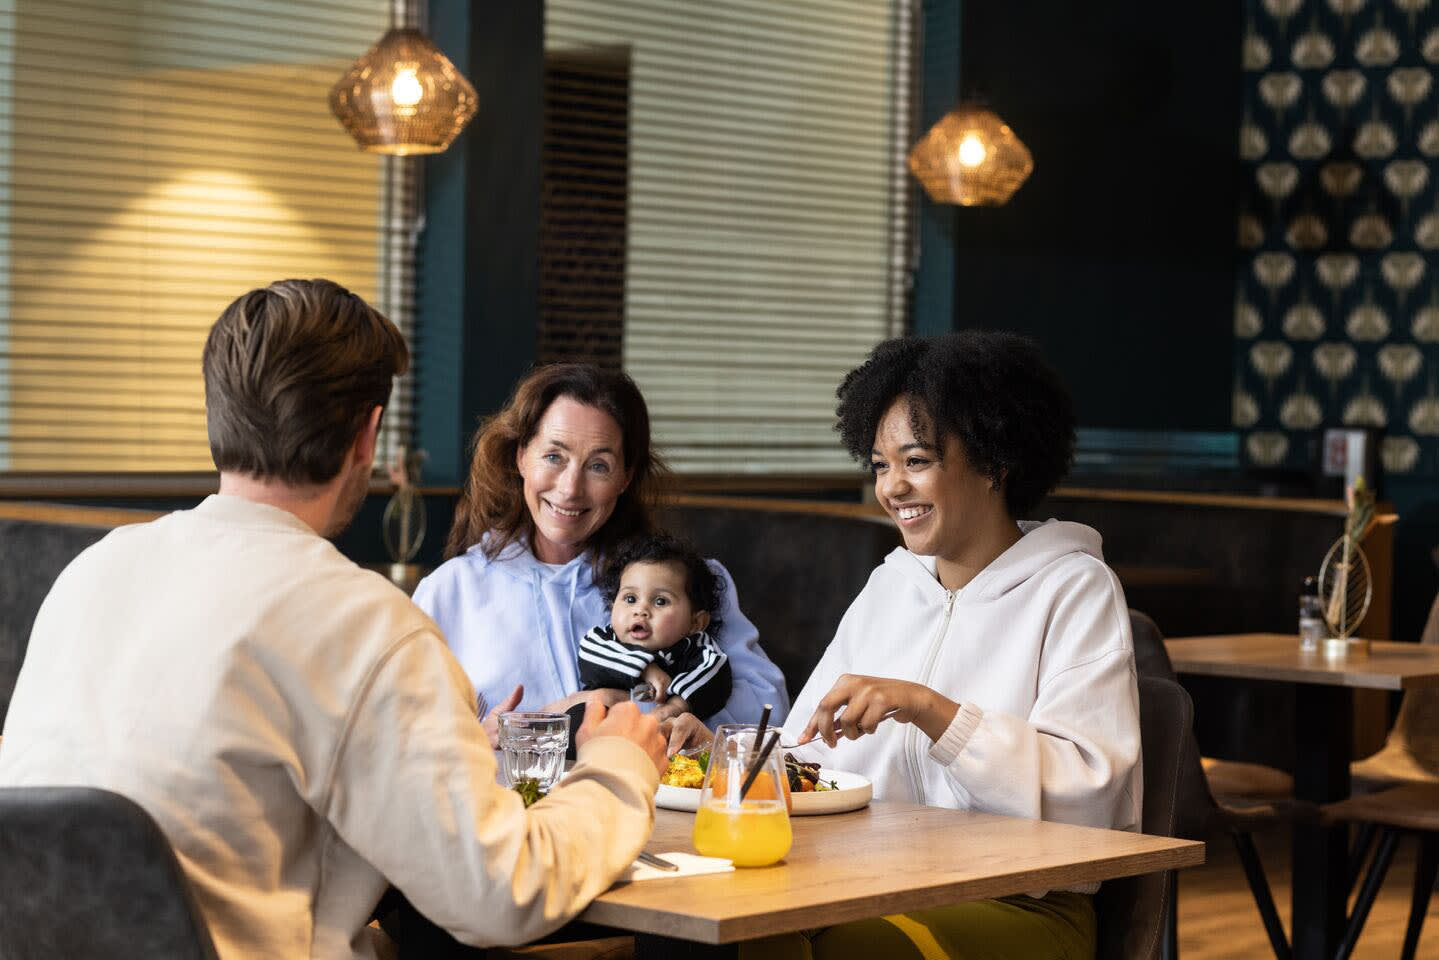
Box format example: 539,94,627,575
738,891,1095,960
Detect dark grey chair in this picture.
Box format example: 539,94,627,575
0,786,220,960
1128,609,1292,960
1095,675,1195,960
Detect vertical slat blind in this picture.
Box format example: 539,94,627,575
545,0,913,474
0,0,409,473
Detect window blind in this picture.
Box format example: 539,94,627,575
0,0,411,473
544,0,914,474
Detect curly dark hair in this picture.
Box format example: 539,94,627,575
835,331,1076,517
597,533,725,639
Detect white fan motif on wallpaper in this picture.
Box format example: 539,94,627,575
1250,340,1295,396
1383,436,1420,473
1313,342,1359,404
1413,291,1439,341
1234,388,1262,428
1346,288,1392,340
1260,72,1303,126
1241,122,1270,161
1247,431,1290,466
1287,213,1328,249
1280,384,1325,429
1357,15,1400,66
1245,31,1273,71
1420,122,1439,157
1355,114,1398,158
1381,251,1426,309
1255,252,1296,307
1377,343,1424,402
1283,289,1326,339
1236,298,1265,338
1316,253,1360,312
1387,67,1432,127
1293,28,1337,69
1323,70,1367,122
1343,379,1388,427
1350,209,1395,248
1410,377,1439,435
1416,196,1439,248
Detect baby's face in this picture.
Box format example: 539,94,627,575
610,560,705,651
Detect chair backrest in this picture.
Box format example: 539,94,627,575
1095,675,1196,960
0,786,219,960
1387,589,1439,772
1128,608,1215,840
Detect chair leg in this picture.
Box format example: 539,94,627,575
1336,828,1401,960
1231,830,1291,960
1400,833,1439,960
1348,822,1377,895
1161,870,1178,960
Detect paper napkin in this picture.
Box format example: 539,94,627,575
620,851,735,882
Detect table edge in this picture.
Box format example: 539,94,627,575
579,838,1205,944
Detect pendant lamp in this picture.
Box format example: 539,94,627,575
907,103,1033,206
329,6,478,156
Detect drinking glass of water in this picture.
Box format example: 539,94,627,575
498,712,569,790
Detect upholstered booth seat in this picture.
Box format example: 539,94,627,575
658,495,902,700
0,509,127,724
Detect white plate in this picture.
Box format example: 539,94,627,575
655,768,872,816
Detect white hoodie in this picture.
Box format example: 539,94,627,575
783,519,1141,841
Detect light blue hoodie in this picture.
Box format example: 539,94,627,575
413,539,790,726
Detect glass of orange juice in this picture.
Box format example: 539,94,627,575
692,726,792,867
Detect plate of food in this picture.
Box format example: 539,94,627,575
656,751,872,816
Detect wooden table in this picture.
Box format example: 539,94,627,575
1168,634,1439,960
580,802,1202,953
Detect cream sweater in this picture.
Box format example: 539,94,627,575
0,495,659,960
783,521,1142,844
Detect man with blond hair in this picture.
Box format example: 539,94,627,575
0,278,666,959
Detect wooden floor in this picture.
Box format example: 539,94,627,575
1179,821,1439,959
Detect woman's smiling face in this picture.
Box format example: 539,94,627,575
870,396,1003,563
516,395,630,564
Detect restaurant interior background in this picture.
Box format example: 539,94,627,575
3,0,1439,762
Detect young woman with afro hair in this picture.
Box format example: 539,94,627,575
762,331,1140,960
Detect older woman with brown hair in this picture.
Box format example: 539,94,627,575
414,363,788,742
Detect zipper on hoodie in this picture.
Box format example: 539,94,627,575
905,587,956,803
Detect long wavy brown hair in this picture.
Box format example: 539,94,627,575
444,363,664,563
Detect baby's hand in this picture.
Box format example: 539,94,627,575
641,663,672,702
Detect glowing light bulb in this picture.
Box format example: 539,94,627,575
957,134,987,168
391,68,423,108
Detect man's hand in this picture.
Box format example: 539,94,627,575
578,700,667,774
658,712,713,756
798,674,959,748
640,663,672,701
480,684,524,748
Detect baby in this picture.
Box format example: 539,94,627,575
579,533,732,720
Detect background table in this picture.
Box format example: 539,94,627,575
1168,634,1439,960
581,801,1203,947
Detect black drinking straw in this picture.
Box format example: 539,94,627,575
738,730,781,802
755,703,772,748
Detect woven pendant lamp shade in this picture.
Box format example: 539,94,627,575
907,105,1033,206
329,28,478,155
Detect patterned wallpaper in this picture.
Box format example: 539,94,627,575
1235,0,1439,477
